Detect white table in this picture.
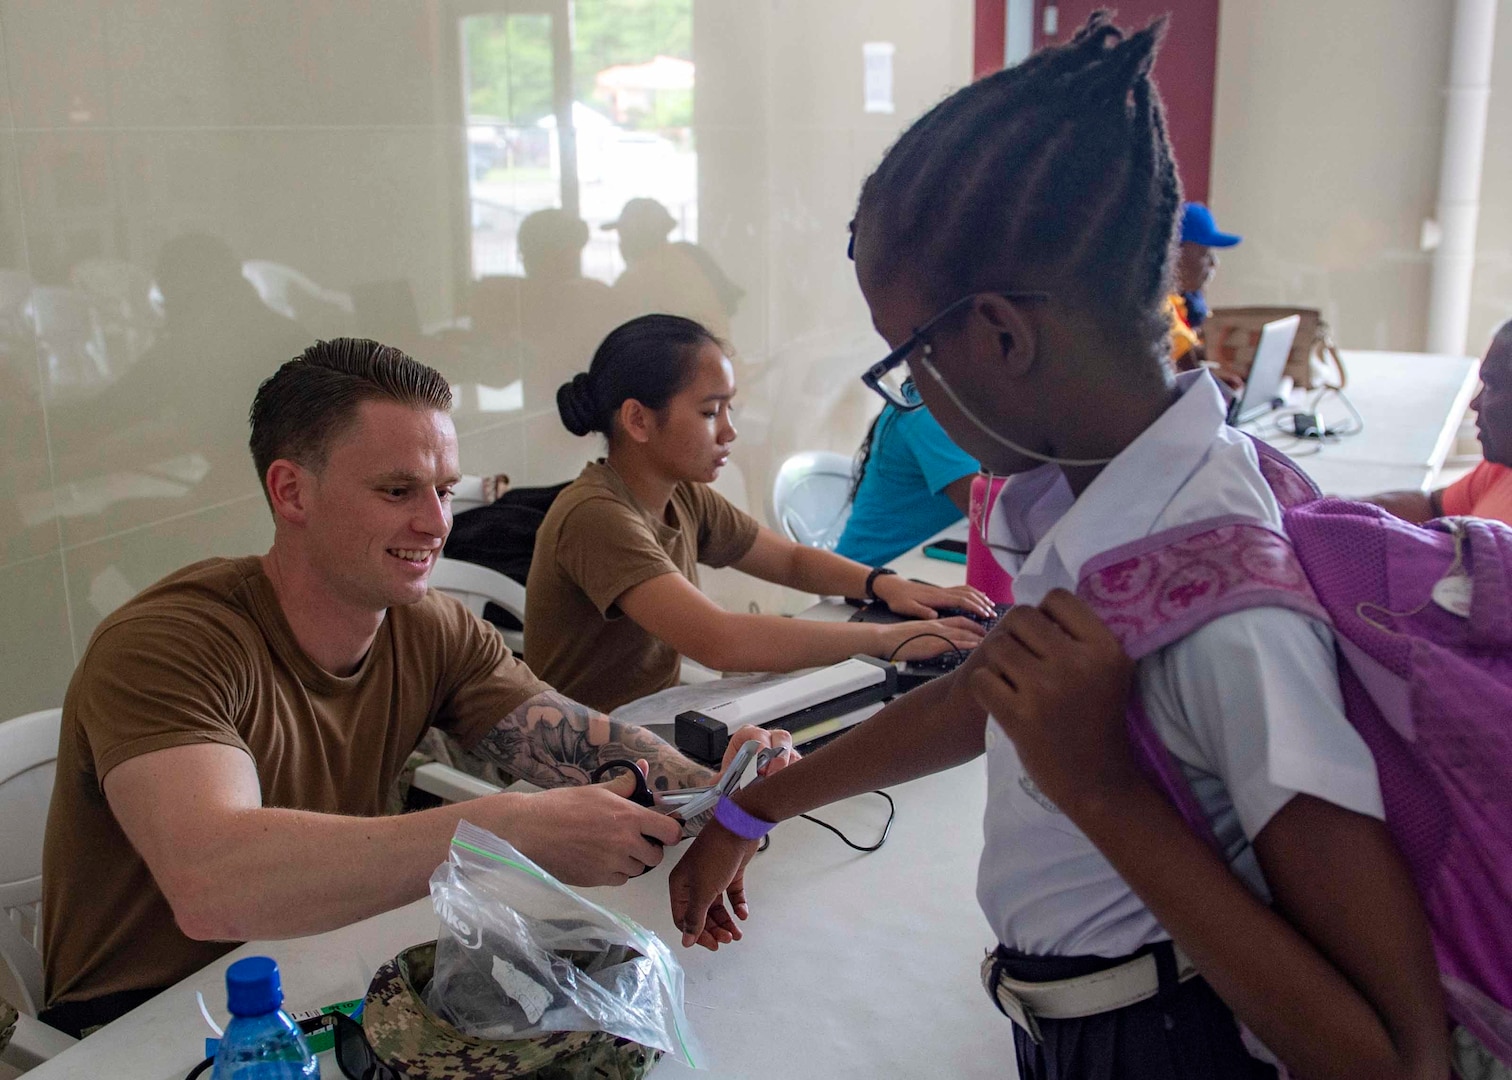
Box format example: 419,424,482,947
29,350,1474,1079
1240,349,1479,496
27,764,1014,1080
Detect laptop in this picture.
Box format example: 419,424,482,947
1227,314,1300,424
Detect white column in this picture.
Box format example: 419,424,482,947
1426,0,1498,356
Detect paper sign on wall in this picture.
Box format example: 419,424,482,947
864,42,895,114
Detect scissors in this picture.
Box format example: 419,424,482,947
591,740,790,825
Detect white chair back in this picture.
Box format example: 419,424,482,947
30,287,111,402
450,474,489,513
0,708,61,1017
429,557,527,655
769,451,854,550
240,259,354,338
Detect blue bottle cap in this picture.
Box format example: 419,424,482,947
225,956,284,1017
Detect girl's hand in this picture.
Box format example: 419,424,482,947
669,820,762,949
964,590,1139,813
882,617,986,662
872,574,995,620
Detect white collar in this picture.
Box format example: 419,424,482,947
1001,371,1233,598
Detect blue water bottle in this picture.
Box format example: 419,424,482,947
213,956,319,1079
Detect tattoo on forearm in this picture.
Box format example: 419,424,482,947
476,691,712,791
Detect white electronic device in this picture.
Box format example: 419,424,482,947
674,655,897,763
1229,314,1301,424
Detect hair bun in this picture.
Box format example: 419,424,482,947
557,372,597,436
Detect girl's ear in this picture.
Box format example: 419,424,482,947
618,398,655,444
971,294,1038,381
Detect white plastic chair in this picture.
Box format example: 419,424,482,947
240,260,354,338
416,521,524,807
768,451,854,550
428,556,526,656
69,258,161,371
29,287,112,402
410,761,506,804
0,707,77,1069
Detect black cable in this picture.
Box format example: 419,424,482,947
1259,385,1364,455
885,632,965,664
798,790,897,852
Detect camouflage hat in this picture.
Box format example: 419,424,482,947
0,998,16,1057
363,941,661,1079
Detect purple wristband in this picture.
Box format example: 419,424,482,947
713,795,776,840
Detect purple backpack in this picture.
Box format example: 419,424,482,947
1076,440,1512,1061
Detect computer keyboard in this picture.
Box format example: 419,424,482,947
849,602,1010,690
848,600,1009,628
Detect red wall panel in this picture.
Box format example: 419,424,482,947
974,0,1008,81
974,0,1219,203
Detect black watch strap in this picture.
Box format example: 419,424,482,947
865,567,898,602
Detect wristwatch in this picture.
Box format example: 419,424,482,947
864,566,897,602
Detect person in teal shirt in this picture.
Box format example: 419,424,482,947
835,390,980,567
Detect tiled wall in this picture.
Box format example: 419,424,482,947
0,1,973,721
1208,0,1512,359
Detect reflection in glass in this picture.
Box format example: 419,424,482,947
45,233,311,519
461,2,699,286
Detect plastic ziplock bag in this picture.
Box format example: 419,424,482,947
427,819,703,1068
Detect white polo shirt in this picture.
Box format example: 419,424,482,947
977,372,1384,958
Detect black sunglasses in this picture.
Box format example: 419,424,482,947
332,1010,404,1080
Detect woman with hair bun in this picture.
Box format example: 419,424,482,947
525,313,992,713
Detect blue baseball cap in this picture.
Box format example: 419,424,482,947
1180,203,1242,248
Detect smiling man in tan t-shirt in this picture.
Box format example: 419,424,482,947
39,338,787,1038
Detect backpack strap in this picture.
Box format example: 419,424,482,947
1078,517,1330,858
1124,696,1225,854
1078,515,1329,662
1244,435,1321,510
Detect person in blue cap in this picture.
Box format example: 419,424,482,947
1167,202,1242,370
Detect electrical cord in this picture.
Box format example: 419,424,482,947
799,790,896,852
751,640,929,859
1257,386,1364,454
885,632,966,665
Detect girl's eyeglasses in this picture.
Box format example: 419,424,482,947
860,291,1050,411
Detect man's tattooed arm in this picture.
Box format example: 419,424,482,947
474,690,714,791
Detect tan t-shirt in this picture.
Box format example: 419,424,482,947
42,556,547,1008
525,462,760,712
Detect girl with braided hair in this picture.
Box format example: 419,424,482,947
671,14,1448,1079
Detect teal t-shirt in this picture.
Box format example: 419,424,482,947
835,403,979,567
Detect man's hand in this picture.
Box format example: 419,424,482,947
720,724,798,778
872,574,995,620
964,590,1139,815
499,770,684,886
669,820,762,950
